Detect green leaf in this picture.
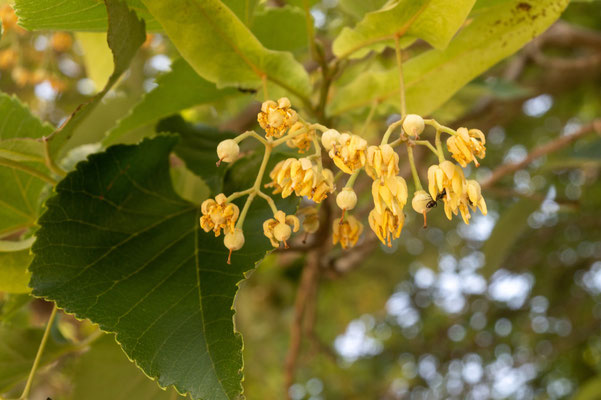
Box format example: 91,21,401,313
0,250,31,293
0,294,31,324
30,136,296,400
156,115,236,195
573,376,601,400
76,32,115,92
71,335,183,400
328,0,569,116
332,0,476,59
141,0,311,99
104,58,237,147
14,0,162,31
251,6,307,51
0,326,77,393
0,94,54,236
338,0,388,20
223,0,260,25
48,0,146,157
480,198,541,279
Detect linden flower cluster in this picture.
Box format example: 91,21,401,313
200,98,488,264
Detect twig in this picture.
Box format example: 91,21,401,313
20,304,58,400
482,119,601,189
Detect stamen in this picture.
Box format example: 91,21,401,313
284,240,289,249
302,232,308,244
216,157,224,167
422,210,428,229
227,249,233,265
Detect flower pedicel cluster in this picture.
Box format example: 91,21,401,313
200,98,488,264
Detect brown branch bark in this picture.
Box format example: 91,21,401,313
482,119,601,189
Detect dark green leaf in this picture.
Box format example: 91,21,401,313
104,58,237,147
30,136,296,400
157,115,236,195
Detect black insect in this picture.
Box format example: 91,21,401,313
237,87,258,94
436,188,447,201
427,189,447,209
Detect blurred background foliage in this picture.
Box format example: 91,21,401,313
0,0,600,399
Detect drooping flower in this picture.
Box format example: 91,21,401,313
286,122,314,153
371,176,408,217
257,97,298,138
427,161,466,213
448,179,488,225
368,208,405,247
328,133,367,174
263,211,300,247
266,157,334,203
446,127,486,167
365,144,399,180
200,194,239,236
333,215,363,249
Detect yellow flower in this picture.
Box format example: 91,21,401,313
266,157,334,203
263,211,300,247
427,161,466,212
365,144,399,180
448,179,488,225
368,208,405,247
333,215,363,249
328,133,367,174
200,194,239,236
257,97,298,138
286,122,314,153
446,127,486,167
371,176,408,217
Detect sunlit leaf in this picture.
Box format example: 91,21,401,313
14,0,161,31
48,0,146,157
328,0,569,116
332,0,476,59
104,58,237,147
141,0,311,99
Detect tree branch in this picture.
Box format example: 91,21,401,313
482,119,601,189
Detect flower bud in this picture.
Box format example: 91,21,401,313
402,114,425,137
321,129,340,151
217,139,239,163
412,190,433,214
261,100,277,113
224,228,245,251
273,223,292,242
336,188,357,211
277,97,291,109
